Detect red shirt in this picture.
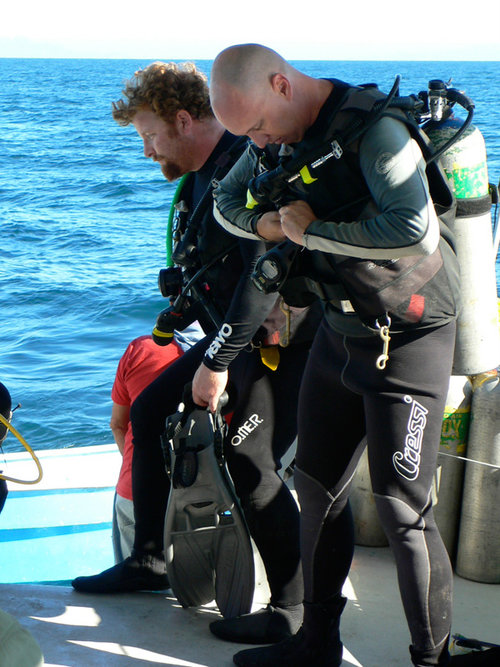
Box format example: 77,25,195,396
111,335,183,499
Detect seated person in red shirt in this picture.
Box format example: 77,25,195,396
110,327,202,561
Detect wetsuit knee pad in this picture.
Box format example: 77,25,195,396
374,493,425,536
294,467,338,529
295,467,354,599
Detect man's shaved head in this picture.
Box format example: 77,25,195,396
210,44,298,144
210,43,331,147
210,43,290,95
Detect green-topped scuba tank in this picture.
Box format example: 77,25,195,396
424,83,500,375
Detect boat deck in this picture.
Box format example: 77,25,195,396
1,545,498,667
1,445,498,665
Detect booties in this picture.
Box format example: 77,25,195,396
233,595,347,667
71,551,169,593
410,635,451,666
210,603,303,644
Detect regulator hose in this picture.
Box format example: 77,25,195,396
425,88,475,164
0,413,43,485
166,174,189,267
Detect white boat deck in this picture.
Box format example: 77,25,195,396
1,546,498,667
1,445,498,665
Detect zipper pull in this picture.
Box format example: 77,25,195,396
375,315,391,370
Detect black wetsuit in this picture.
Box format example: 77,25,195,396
131,131,318,609
214,83,461,666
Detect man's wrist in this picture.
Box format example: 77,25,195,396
202,355,228,373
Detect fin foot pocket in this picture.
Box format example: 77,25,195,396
173,451,198,487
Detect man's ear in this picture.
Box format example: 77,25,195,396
270,73,291,99
175,109,193,134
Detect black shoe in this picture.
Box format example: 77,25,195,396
210,604,303,644
71,555,169,593
232,627,342,667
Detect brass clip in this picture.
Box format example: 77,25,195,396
375,315,391,370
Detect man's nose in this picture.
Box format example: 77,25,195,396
143,138,155,159
248,132,268,149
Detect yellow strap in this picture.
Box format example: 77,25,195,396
246,189,259,209
152,327,174,340
299,165,317,184
259,346,280,371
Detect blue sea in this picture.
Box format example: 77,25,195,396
1,59,499,454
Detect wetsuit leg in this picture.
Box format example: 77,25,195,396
296,318,455,666
130,336,211,555
357,323,456,665
295,320,367,603
224,343,309,607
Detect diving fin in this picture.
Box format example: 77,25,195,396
162,389,255,618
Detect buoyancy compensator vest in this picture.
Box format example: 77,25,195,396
153,134,247,345
249,77,468,335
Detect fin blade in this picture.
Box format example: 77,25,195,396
214,519,255,618
164,405,255,614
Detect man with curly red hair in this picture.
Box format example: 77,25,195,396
72,61,320,647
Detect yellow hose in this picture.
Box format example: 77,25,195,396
0,413,43,484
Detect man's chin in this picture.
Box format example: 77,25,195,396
161,163,184,182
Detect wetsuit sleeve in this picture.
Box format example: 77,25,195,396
202,238,278,372
303,116,440,260
213,146,265,239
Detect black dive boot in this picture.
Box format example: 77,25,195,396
210,603,303,644
410,635,451,666
232,596,347,667
71,552,169,593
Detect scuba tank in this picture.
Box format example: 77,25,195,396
425,86,500,580
455,371,500,583
432,375,472,561
424,82,500,375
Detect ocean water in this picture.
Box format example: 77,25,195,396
1,58,499,454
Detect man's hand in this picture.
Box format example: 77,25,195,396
192,363,228,413
256,211,286,242
279,200,316,245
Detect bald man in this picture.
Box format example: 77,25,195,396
207,44,461,667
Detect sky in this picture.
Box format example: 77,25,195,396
1,0,499,61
